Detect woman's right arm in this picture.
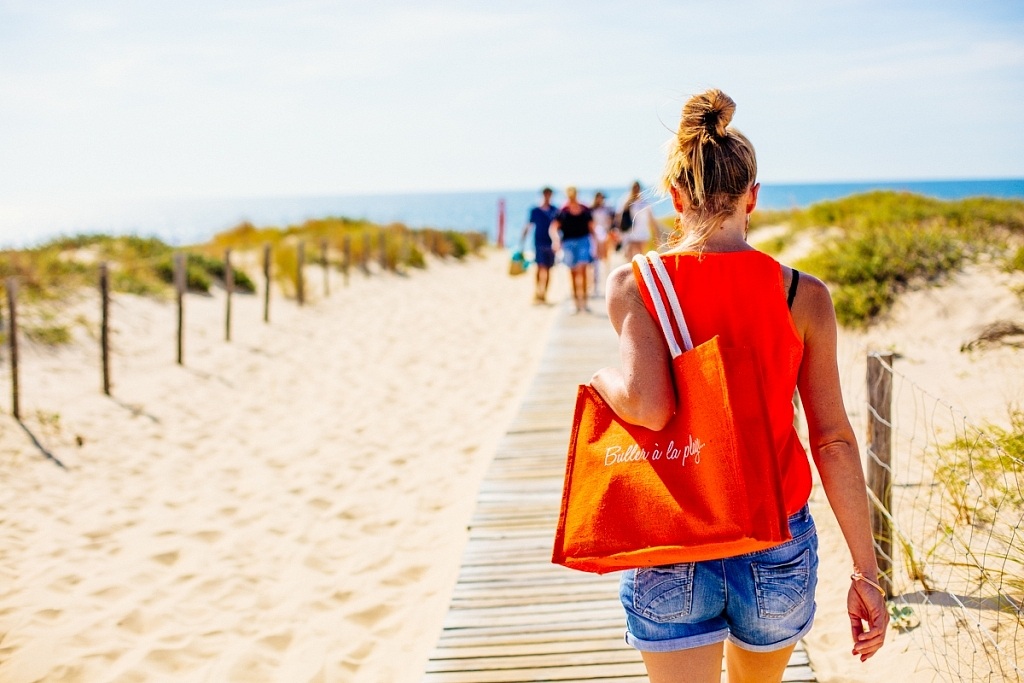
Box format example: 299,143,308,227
792,273,890,661
548,219,561,252
590,263,674,430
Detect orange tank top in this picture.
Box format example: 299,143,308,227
633,250,812,515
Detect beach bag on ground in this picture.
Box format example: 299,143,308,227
509,250,528,276
551,251,790,574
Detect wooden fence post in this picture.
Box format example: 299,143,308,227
263,243,271,323
867,352,894,597
361,231,371,275
321,238,330,297
296,241,305,306
99,263,111,395
224,248,233,342
379,230,388,271
399,232,409,275
343,234,351,287
174,253,185,366
6,278,19,419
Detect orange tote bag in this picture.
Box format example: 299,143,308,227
552,252,791,574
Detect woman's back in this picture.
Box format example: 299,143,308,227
633,250,811,514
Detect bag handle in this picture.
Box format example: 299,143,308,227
632,253,694,358
647,251,694,351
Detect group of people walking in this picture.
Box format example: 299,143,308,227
521,182,659,312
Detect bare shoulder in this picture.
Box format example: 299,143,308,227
606,262,642,302
605,262,645,330
787,269,836,339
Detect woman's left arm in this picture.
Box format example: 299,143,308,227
795,275,889,661
590,263,674,430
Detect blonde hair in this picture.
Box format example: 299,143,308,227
661,89,757,251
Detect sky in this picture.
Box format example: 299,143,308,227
1,0,1023,214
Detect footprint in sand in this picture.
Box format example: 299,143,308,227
49,574,83,591
380,564,428,587
307,497,331,511
91,585,131,601
117,608,150,635
360,519,398,535
32,608,62,623
152,550,180,566
339,640,375,672
192,529,223,543
258,632,293,653
347,604,392,628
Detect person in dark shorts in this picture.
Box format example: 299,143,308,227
550,186,595,313
521,187,558,303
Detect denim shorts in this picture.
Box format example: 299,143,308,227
561,236,594,267
534,245,555,268
619,505,818,653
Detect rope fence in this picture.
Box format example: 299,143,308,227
865,352,1022,682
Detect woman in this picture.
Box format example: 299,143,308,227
590,191,615,296
590,89,888,682
616,180,658,260
550,186,595,313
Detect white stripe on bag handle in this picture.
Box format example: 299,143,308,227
647,251,694,351
632,254,683,358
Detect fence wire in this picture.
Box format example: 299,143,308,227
869,354,1022,682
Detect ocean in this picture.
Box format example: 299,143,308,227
2,178,1023,249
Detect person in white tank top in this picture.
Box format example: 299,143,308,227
590,191,614,296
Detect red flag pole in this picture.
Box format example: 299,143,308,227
497,198,506,248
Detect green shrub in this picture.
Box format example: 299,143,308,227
750,232,794,257
154,256,213,293
749,208,799,230
780,191,1024,325
445,231,470,259
111,267,167,297
829,281,893,327
796,225,965,326
25,323,72,345
405,243,426,269
1005,245,1024,273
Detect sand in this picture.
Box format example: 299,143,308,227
1,241,1021,683
0,250,565,682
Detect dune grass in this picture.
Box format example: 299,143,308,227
750,191,1024,326
0,219,486,345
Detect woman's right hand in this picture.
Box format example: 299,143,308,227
847,579,889,661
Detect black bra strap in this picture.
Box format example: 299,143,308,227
787,269,800,309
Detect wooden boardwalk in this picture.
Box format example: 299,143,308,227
423,303,816,683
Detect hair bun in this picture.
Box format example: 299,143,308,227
682,89,735,139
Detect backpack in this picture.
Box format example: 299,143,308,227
618,204,633,233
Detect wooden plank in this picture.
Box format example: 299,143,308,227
426,648,640,673
436,624,626,647
423,661,648,683
430,637,631,660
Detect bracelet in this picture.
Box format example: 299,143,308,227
851,570,887,597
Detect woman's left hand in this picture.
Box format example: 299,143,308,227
847,580,889,661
